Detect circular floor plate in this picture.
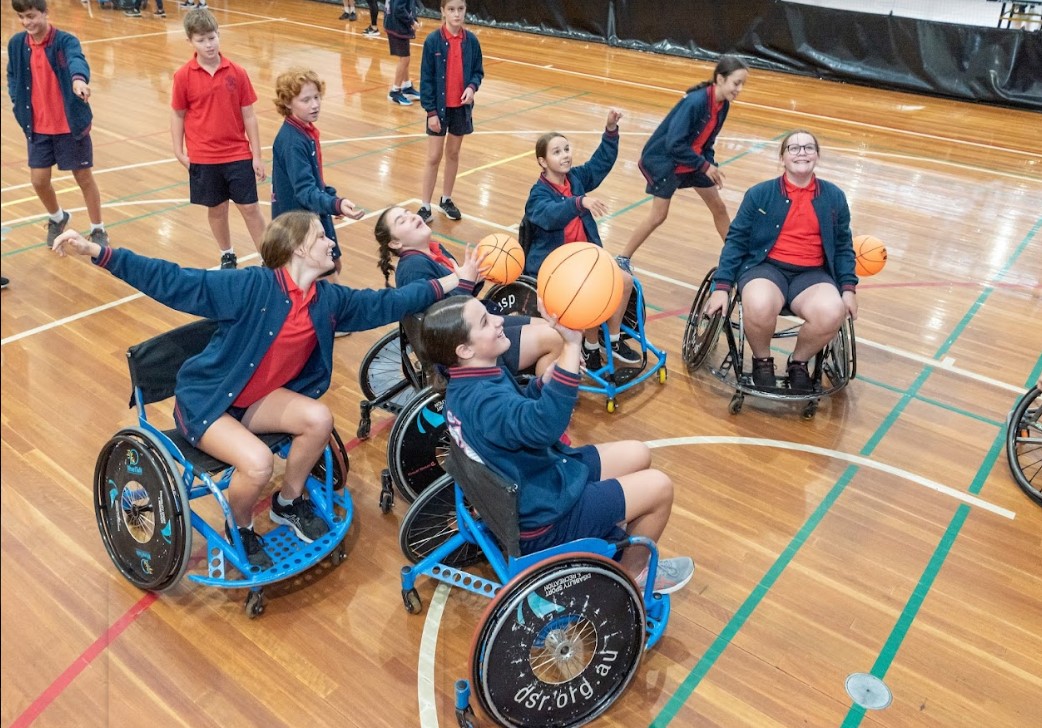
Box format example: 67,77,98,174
845,672,893,710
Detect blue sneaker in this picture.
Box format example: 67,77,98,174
615,255,633,274
401,84,421,99
388,90,412,106
638,556,694,595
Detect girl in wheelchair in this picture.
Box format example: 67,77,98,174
705,130,858,392
374,206,563,376
524,109,639,370
53,211,479,569
419,295,694,594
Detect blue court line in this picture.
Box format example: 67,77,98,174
652,218,1039,725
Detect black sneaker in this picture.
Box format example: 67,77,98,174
401,84,421,100
270,493,329,543
388,90,412,105
610,338,642,366
153,10,166,17
787,359,813,393
581,345,602,372
362,25,379,37
338,11,350,19
220,251,237,269
88,228,109,247
751,356,776,388
45,211,71,247
417,206,433,224
124,9,142,16
1,277,9,290
226,523,274,570
440,197,462,221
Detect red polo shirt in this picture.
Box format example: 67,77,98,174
442,25,465,108
29,27,70,135
768,176,825,267
675,86,721,174
171,54,257,164
234,269,318,407
543,175,587,243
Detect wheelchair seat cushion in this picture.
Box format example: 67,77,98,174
163,428,291,475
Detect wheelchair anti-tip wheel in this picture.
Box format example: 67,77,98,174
1007,386,1041,506
483,276,540,317
682,268,727,371
470,554,645,727
398,474,484,567
310,427,349,491
387,387,451,502
94,427,192,592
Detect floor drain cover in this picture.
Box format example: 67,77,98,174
845,672,893,710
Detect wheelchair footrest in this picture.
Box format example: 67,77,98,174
190,519,350,589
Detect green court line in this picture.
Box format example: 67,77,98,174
652,217,1040,726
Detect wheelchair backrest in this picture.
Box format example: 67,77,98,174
400,312,430,387
444,440,521,558
126,319,218,408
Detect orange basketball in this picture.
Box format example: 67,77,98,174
476,233,524,285
854,234,887,277
537,243,624,330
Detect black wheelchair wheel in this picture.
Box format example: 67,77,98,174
1007,386,1041,506
470,554,645,727
94,427,192,592
483,276,539,317
387,387,450,502
310,426,350,491
682,268,725,371
398,474,484,567
822,318,856,389
359,329,422,414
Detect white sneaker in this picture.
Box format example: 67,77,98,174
637,557,694,594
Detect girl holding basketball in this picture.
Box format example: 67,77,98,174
374,206,563,376
525,108,639,369
615,55,749,271
419,295,694,594
704,130,857,392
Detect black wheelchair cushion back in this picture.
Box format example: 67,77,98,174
400,312,429,387
127,319,218,407
517,217,534,256
444,440,521,558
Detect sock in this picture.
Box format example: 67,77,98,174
277,493,296,507
609,333,621,344
391,85,401,92
49,208,65,223
90,223,105,232
403,79,413,89
583,339,598,351
419,202,431,211
222,247,235,255
440,195,451,204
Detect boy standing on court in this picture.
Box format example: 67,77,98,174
417,0,483,223
170,8,266,269
7,0,108,247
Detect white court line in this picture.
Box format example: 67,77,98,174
633,266,1026,395
79,18,275,45
417,584,451,728
646,436,1016,519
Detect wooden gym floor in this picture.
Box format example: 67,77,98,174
1,1,1040,726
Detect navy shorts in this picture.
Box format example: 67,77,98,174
738,259,837,308
498,316,529,374
189,159,259,207
639,159,714,199
28,132,93,171
426,105,473,137
519,445,628,555
388,34,410,57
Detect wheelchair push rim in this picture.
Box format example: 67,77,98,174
359,328,422,414
470,554,645,727
398,473,484,567
94,427,192,592
387,387,451,503
681,267,726,371
1007,386,1042,506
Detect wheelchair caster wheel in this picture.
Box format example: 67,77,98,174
379,470,394,514
729,393,744,415
606,398,617,414
659,367,667,383
403,587,422,614
357,415,371,441
245,590,266,618
455,706,476,728
330,542,347,566
802,400,819,419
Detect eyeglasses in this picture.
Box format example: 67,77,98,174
785,143,817,155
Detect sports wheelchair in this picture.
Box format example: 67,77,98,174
399,442,673,728
356,316,426,440
682,266,856,419
93,319,353,617
1007,385,1041,506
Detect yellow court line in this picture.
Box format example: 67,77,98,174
458,149,532,178
4,187,83,207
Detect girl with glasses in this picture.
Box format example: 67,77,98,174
704,130,858,393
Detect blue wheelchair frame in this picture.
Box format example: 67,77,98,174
94,319,353,616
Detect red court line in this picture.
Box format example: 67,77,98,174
858,280,1033,290
13,413,394,726
647,307,689,322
